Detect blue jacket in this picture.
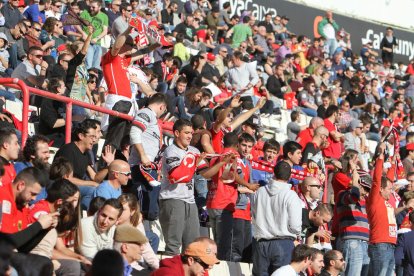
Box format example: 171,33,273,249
395,230,414,276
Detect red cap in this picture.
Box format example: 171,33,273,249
385,87,393,94
407,143,414,151
57,44,67,53
207,53,216,61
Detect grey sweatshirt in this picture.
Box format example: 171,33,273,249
252,179,303,240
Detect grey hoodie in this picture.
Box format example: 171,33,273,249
252,179,303,240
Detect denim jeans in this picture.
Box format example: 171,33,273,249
208,208,234,261
337,238,369,276
368,243,395,276
301,107,318,117
325,38,338,57
85,44,102,69
252,238,294,276
78,185,96,211
194,174,208,208
0,89,16,101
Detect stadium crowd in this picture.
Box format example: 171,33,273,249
1,0,414,275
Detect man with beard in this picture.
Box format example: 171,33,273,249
14,135,51,202
0,128,20,188
79,198,123,259
0,167,45,233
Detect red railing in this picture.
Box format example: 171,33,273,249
0,78,174,148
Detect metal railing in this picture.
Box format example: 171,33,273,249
0,78,174,147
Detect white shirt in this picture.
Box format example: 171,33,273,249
271,265,298,276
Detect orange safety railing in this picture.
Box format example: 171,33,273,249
0,78,173,147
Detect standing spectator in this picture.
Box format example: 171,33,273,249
323,105,344,161
252,161,302,276
0,0,24,29
320,250,346,276
317,11,339,57
367,143,397,276
228,51,259,98
336,169,371,276
226,16,253,49
79,198,123,259
159,119,228,255
129,93,167,226
271,245,313,276
380,27,398,64
344,119,363,154
403,143,414,175
79,0,109,69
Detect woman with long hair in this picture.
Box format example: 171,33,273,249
332,149,360,201
117,194,160,271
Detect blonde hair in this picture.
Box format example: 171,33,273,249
118,194,141,227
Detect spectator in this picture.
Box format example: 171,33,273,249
79,198,123,259
226,16,253,49
90,249,124,276
79,0,108,69
228,50,259,98
298,176,323,210
323,105,344,160
367,143,397,276
111,2,132,40
0,128,19,187
152,239,220,275
320,250,346,276
380,27,398,64
93,160,130,200
22,0,49,24
317,11,339,57
112,224,148,275
271,244,313,276
0,0,24,29
395,212,414,276
252,161,302,275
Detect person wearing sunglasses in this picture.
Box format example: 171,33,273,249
111,3,133,39
152,240,220,275
45,0,62,20
93,160,131,200
320,250,346,276
0,21,27,69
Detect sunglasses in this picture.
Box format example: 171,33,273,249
34,28,42,32
309,185,322,189
33,54,43,59
193,258,209,269
126,9,132,11
113,170,132,177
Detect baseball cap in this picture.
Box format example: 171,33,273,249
114,224,148,244
385,86,393,94
281,15,289,21
144,8,152,15
184,241,220,266
207,52,215,61
357,169,372,190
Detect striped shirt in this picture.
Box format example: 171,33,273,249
336,187,369,241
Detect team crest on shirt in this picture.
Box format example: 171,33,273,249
166,157,180,164
137,113,151,122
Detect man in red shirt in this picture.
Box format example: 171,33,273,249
101,25,156,149
296,117,324,148
367,143,397,276
0,128,20,190
0,167,44,233
207,132,258,261
323,105,344,160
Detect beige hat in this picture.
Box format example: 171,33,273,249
184,241,220,266
114,225,148,244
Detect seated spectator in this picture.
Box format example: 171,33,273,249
39,78,66,147
90,249,124,276
113,224,149,275
79,198,123,259
152,239,220,275
287,110,306,141
271,244,313,276
320,250,346,276
93,160,130,200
